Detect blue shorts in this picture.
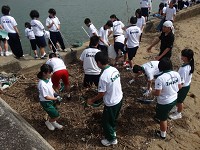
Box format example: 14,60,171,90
127,46,139,60
35,36,47,48
30,39,37,50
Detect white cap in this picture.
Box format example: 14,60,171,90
163,21,174,33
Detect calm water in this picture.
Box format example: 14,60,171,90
1,0,160,54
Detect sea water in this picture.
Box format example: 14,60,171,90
1,0,160,54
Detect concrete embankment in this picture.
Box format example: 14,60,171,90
0,4,199,149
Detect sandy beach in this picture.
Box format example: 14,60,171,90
136,14,200,150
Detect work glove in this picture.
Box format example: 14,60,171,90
56,96,63,102
143,88,152,97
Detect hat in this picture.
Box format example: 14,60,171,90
132,65,143,73
163,21,174,33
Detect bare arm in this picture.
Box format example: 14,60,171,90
87,92,105,104
152,89,161,96
155,48,171,60
45,96,57,101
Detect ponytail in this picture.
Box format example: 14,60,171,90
189,57,194,74
181,49,194,75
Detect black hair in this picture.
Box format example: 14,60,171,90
159,3,165,9
49,52,57,58
135,9,142,18
158,58,173,72
84,18,91,25
48,8,56,16
130,16,137,24
105,20,113,27
37,64,53,79
1,5,10,15
25,22,31,29
95,52,109,65
132,65,143,73
89,35,99,47
30,10,39,19
110,14,119,21
181,48,194,74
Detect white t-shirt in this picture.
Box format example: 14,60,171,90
163,7,176,21
142,61,160,81
46,57,66,73
98,66,123,106
178,64,192,87
30,19,45,36
25,27,35,40
88,23,98,37
80,48,101,75
112,20,125,36
46,16,60,32
98,26,109,46
115,35,125,44
140,0,151,8
0,15,17,33
38,79,54,102
136,16,146,32
125,25,141,48
155,71,181,104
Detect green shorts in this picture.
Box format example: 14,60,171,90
155,100,177,121
40,101,59,119
177,85,190,103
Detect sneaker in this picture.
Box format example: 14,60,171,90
45,120,55,131
126,67,132,71
0,52,3,56
169,112,182,120
34,55,38,59
155,130,166,139
170,106,177,113
51,121,63,129
101,139,118,146
3,51,8,56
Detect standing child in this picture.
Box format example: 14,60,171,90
87,52,123,146
1,5,23,58
152,58,182,139
46,8,66,52
30,10,47,59
84,18,98,37
98,20,113,55
37,64,63,131
124,16,141,70
169,49,194,120
80,36,101,87
24,22,38,59
135,8,146,42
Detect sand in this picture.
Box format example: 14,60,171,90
135,15,200,150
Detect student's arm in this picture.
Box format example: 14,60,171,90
13,26,20,37
87,92,105,104
147,80,152,91
155,47,171,60
45,96,57,101
99,37,108,47
46,20,54,29
147,37,160,52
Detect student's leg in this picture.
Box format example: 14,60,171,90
3,40,8,52
50,32,57,52
57,32,65,50
102,101,122,142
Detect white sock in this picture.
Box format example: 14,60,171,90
161,131,166,137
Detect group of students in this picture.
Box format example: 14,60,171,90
0,5,66,59
0,1,195,147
